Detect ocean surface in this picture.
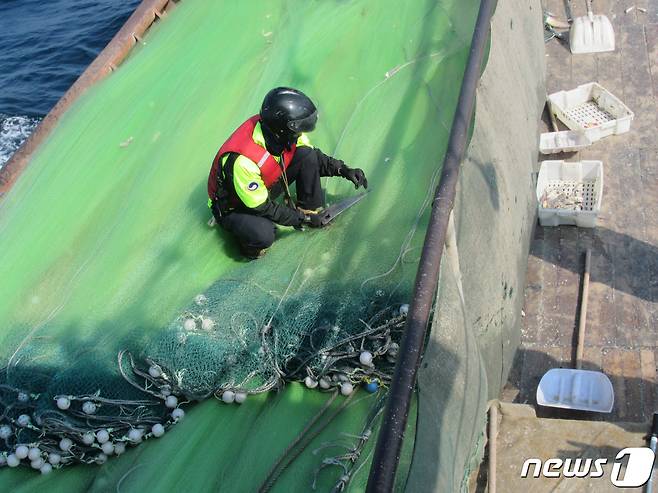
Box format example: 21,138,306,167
0,0,140,168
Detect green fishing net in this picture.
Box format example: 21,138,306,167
0,0,477,489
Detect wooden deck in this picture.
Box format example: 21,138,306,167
502,0,658,423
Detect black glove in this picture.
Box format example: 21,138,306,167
293,209,307,230
304,212,326,228
340,166,368,189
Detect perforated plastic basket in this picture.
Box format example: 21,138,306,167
548,83,633,142
539,130,591,154
537,160,604,228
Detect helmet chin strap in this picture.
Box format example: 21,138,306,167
279,160,297,210
260,120,297,209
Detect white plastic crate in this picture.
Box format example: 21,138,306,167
548,82,633,142
537,160,604,228
539,130,591,154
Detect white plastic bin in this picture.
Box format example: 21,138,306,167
537,368,614,413
539,130,591,154
537,160,604,228
548,82,634,142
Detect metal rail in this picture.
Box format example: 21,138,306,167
366,0,497,490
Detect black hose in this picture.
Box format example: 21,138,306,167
366,0,497,490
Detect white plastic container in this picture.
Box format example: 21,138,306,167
539,130,591,154
537,160,603,228
537,368,614,413
548,82,633,142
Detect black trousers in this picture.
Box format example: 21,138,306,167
219,147,325,254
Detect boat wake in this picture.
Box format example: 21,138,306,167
0,114,40,170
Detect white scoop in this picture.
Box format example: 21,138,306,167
537,368,614,412
536,249,615,413
570,0,615,54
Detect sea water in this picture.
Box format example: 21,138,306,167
0,0,139,168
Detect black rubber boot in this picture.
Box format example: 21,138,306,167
239,245,268,260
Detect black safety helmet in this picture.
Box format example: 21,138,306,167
260,87,318,143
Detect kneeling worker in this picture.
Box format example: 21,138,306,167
207,87,368,259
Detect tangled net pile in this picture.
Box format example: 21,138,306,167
0,271,409,472
146,277,408,399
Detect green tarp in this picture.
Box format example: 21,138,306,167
0,0,479,491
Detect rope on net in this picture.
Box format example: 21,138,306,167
0,302,408,472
